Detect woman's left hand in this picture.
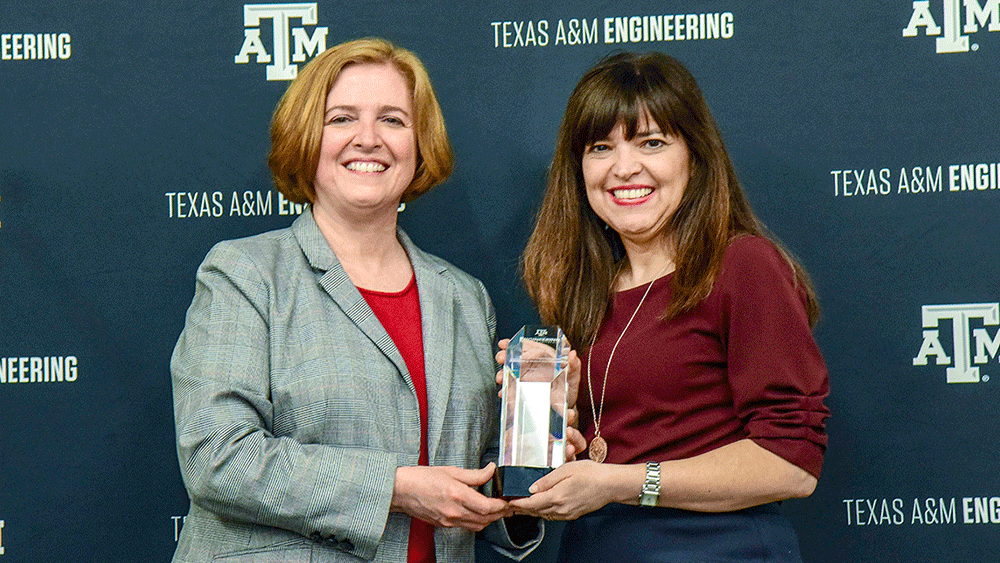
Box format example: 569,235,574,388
508,460,620,521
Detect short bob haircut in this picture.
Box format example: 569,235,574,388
522,51,817,347
268,37,453,204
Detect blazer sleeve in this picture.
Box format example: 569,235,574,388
171,242,395,561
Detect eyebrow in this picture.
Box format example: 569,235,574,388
634,129,664,138
324,104,411,117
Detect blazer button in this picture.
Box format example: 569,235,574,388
309,532,322,542
339,539,354,551
324,536,339,547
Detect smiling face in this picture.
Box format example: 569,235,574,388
312,62,417,221
581,111,690,250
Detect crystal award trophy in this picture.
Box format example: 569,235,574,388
493,325,570,498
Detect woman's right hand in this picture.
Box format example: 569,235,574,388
391,463,510,531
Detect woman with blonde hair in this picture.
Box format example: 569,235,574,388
171,38,543,563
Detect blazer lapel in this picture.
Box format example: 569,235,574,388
401,231,455,465
292,211,412,385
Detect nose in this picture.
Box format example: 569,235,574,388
353,116,381,149
610,144,641,179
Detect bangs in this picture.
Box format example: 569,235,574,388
571,59,684,158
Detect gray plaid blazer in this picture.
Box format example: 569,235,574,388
171,211,530,562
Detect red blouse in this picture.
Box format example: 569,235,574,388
359,275,435,563
579,236,830,478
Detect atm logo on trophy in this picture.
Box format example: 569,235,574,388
913,303,1000,383
235,3,328,80
903,0,1000,53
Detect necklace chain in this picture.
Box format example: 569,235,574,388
586,261,669,462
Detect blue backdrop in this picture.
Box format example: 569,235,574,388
2,1,999,561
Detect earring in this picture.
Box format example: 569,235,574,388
397,202,406,212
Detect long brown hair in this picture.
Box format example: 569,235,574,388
522,51,818,347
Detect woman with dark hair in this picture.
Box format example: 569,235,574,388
511,52,831,562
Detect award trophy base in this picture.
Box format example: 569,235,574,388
492,466,551,499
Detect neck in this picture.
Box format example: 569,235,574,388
618,237,676,290
312,204,412,291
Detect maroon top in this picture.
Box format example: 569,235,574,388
579,236,830,478
359,275,435,563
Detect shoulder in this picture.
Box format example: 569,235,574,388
399,231,490,301
434,254,489,297
722,235,786,266
401,234,496,338
711,234,814,326
197,226,301,292
718,235,795,285
711,234,807,313
203,227,297,269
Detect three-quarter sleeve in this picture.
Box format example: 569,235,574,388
720,237,830,478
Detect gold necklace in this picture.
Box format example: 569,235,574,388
586,261,669,463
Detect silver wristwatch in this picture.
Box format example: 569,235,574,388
639,461,661,506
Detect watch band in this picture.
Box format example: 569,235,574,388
639,461,661,506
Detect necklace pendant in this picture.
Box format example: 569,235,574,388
588,435,608,463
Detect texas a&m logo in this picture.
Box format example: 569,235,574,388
235,3,329,80
903,0,1000,53
913,303,1000,383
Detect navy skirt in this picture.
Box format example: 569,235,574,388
556,503,803,563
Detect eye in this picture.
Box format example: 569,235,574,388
643,138,665,148
326,114,353,125
381,115,408,127
587,142,612,153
